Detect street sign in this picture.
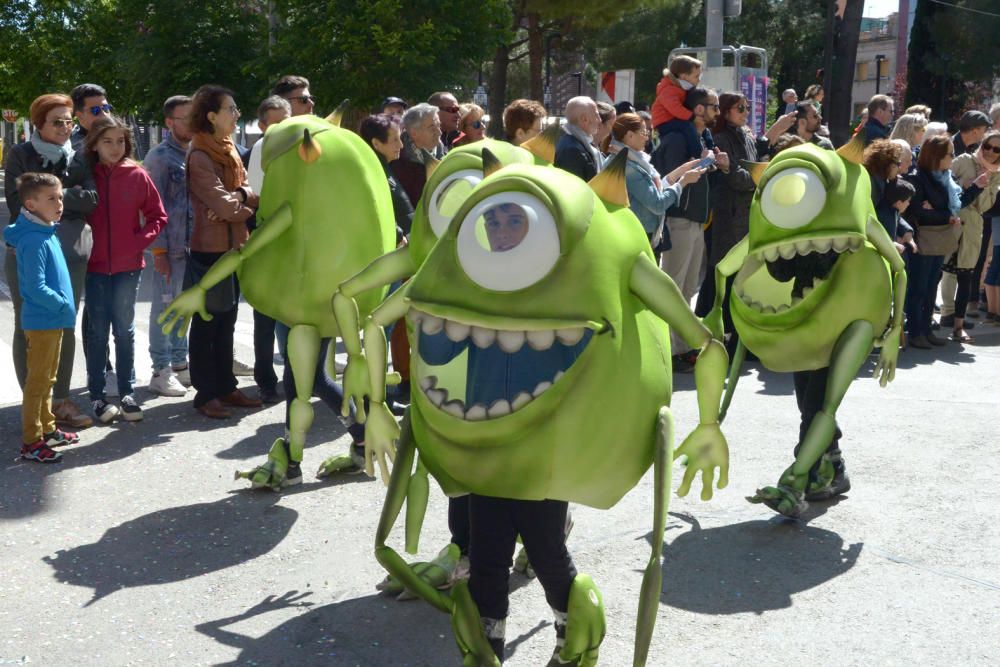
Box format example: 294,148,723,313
473,85,488,108
2,109,18,123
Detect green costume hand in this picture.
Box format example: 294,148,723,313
365,401,399,483
340,353,372,423
158,285,209,338
675,423,729,501
703,308,725,342
873,326,900,387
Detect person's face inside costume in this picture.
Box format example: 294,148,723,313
39,106,74,146
483,203,528,252
373,125,404,162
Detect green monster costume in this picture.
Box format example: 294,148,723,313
348,150,730,666
159,114,397,489
706,139,905,518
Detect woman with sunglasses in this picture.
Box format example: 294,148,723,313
698,92,795,331
452,103,486,147
3,93,98,430
940,130,1000,343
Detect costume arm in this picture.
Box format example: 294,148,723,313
200,201,292,288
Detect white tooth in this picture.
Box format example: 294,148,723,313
832,237,850,253
555,327,585,345
776,304,789,313
442,400,466,418
778,244,797,259
532,381,552,397
465,404,488,421
554,370,565,382
762,305,776,314
497,330,526,353
526,329,556,351
763,246,779,262
487,399,511,418
511,392,532,410
791,296,803,306
419,376,437,391
444,320,471,342
421,315,444,335
813,237,832,252
850,236,864,250
470,326,497,348
801,286,814,299
426,388,447,406
794,240,812,255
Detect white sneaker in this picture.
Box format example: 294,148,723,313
172,366,191,387
232,358,254,376
149,369,187,397
105,370,119,397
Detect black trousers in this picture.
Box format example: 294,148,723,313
252,308,278,391
449,495,471,556
792,368,843,475
190,305,238,408
469,495,577,621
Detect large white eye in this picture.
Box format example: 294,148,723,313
457,192,560,292
760,168,827,229
428,169,482,237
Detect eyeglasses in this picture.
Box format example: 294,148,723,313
88,103,113,116
981,144,1000,154
225,105,240,115
49,119,74,128
709,104,721,110
286,95,315,105
735,104,748,113
439,105,460,114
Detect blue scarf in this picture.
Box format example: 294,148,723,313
30,130,74,171
931,169,962,215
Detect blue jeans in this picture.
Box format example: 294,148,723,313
148,254,189,371
85,271,141,400
904,254,943,337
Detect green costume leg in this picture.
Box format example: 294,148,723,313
632,406,673,667
553,575,606,666
235,324,320,491
749,320,874,517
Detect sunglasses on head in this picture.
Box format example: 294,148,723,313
89,103,113,116
440,105,460,114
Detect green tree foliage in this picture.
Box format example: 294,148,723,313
906,0,1000,122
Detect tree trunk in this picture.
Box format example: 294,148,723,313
527,13,544,102
828,0,863,146
487,41,511,139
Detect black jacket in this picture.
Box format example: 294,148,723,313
863,118,890,145
903,169,982,229
709,125,769,263
3,142,97,262
655,130,714,224
554,132,599,182
381,156,413,242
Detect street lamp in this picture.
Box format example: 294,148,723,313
874,54,886,95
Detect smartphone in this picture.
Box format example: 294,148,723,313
695,154,716,169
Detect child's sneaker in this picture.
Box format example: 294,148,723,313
92,399,120,424
21,439,62,463
120,394,143,422
43,429,80,447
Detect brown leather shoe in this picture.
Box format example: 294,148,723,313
220,389,263,408
196,399,232,419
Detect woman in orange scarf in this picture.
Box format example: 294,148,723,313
185,85,262,419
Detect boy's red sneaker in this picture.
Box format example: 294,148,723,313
43,429,80,447
21,439,63,463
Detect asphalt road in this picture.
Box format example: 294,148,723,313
1,171,998,666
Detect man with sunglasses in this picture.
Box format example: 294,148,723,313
428,91,460,152
271,74,315,117
69,83,113,152
794,101,834,150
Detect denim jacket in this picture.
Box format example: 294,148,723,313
144,134,192,257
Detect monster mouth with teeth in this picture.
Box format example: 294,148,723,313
406,306,596,423
733,233,866,320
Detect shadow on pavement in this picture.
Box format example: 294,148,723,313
196,589,456,666
215,406,351,461
658,512,861,615
42,492,296,606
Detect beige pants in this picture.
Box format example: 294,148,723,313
23,329,63,443
659,217,705,355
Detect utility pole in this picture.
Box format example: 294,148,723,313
706,0,724,66
875,54,886,95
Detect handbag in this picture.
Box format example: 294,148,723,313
915,223,961,257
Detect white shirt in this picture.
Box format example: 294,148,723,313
248,136,264,194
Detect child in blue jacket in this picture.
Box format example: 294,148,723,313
4,173,81,462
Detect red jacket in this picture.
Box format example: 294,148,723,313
651,73,693,128
87,160,167,274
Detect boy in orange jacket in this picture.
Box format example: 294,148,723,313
651,55,705,159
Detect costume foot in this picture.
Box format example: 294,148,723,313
375,543,461,599
235,438,302,491
805,469,851,501
747,484,808,517
316,443,366,478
